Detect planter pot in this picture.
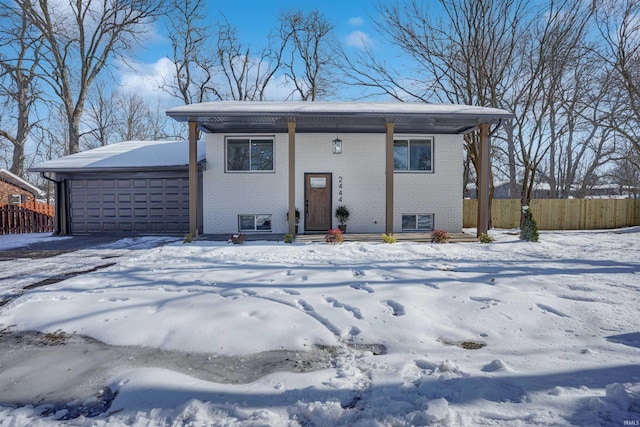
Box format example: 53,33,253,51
338,225,347,233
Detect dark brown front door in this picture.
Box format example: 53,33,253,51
305,173,332,232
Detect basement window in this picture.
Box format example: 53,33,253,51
402,213,434,231
238,214,272,232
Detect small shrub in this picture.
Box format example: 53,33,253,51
431,230,450,244
183,233,193,244
382,233,396,244
325,228,344,244
283,233,294,244
478,232,494,243
228,233,246,244
335,205,350,225
519,208,539,242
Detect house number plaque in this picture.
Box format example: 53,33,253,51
337,176,343,202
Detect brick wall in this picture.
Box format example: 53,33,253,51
0,180,37,206
202,132,463,234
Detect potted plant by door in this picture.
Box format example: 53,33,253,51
335,205,350,233
286,208,300,234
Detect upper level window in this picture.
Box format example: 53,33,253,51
226,137,274,172
394,138,433,172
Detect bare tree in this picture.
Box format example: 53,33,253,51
114,92,169,141
280,9,335,100
0,9,44,176
85,80,117,148
512,0,593,217
213,17,289,101
594,0,640,158
5,0,165,154
85,83,171,148
162,0,217,104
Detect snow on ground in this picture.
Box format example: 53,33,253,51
0,229,639,426
0,233,72,250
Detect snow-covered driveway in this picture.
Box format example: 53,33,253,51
0,229,639,426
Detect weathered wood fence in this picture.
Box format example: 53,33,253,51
464,198,640,230
0,202,55,234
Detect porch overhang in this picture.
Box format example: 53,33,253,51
167,101,513,238
166,101,513,135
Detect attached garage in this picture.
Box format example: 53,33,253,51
31,140,204,235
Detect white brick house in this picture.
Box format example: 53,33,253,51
167,101,512,237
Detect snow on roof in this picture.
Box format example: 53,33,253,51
0,168,42,195
167,100,513,118
166,101,515,135
30,140,205,173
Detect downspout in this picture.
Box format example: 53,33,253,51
40,172,65,235
489,119,503,138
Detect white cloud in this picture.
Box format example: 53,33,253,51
116,57,178,106
345,30,374,50
348,16,364,27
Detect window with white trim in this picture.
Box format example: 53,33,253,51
226,137,274,172
394,138,433,172
402,213,434,231
238,214,272,232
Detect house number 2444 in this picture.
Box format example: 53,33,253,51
337,176,343,202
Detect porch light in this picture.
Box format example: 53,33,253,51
332,137,342,154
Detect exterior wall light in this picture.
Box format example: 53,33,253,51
332,137,342,154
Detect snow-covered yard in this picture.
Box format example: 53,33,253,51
0,229,639,426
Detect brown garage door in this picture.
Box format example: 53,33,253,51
69,178,189,234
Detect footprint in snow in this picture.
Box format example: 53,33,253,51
277,288,300,296
343,326,361,339
351,269,365,277
350,283,374,293
469,296,502,309
297,299,314,312
536,303,571,318
325,297,363,319
241,289,257,297
423,282,440,290
382,299,405,316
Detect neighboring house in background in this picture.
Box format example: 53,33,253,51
0,169,42,206
31,102,512,236
31,140,205,235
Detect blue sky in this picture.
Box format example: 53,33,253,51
120,0,387,103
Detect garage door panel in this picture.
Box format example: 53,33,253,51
69,177,190,234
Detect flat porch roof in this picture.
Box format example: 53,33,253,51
166,101,514,134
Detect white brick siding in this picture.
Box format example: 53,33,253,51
393,134,463,232
202,132,463,234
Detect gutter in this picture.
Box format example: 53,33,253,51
40,172,59,184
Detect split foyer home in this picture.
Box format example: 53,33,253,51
32,101,513,236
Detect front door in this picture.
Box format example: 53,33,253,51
305,173,332,232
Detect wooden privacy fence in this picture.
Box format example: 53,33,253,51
1,203,54,234
464,198,640,230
